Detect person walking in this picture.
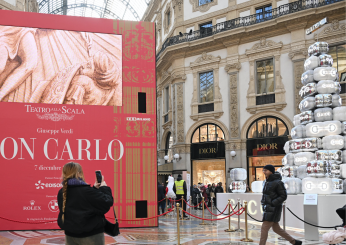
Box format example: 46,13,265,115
158,181,166,215
214,183,224,206
57,162,113,245
173,174,188,219
192,184,201,210
259,165,302,245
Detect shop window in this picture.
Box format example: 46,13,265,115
256,58,274,95
329,43,346,93
191,123,225,143
199,0,213,6
256,5,272,22
247,117,288,139
199,71,214,103
165,132,173,163
248,156,283,183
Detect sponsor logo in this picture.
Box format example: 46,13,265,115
23,200,41,211
126,117,151,121
48,200,59,212
35,180,62,189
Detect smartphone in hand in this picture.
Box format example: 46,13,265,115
95,170,102,184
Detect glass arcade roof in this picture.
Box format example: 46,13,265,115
38,0,150,21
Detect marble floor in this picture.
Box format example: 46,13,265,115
0,210,330,245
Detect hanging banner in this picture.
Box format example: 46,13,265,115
0,10,157,230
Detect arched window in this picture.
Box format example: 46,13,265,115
247,116,288,139
165,132,173,163
191,123,225,143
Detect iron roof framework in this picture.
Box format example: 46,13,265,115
38,0,150,21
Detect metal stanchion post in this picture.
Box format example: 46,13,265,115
235,198,244,231
210,199,216,225
176,203,181,245
181,196,184,220
225,199,235,232
199,197,207,225
240,201,253,242
165,197,168,219
278,201,286,240
189,196,192,216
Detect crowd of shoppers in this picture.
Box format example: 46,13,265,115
192,182,224,208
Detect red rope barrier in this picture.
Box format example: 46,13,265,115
106,208,175,221
184,199,203,208
158,198,166,203
168,198,181,202
0,216,56,224
204,202,228,216
181,208,244,221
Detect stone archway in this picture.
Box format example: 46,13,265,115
185,119,230,144
240,111,293,139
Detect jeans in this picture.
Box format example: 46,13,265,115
259,221,295,245
65,233,105,245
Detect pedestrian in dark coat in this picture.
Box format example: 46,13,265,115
259,165,301,245
157,181,166,214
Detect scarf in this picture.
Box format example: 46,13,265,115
67,178,88,186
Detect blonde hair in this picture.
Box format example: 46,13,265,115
61,162,85,222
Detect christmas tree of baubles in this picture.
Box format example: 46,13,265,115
281,41,346,195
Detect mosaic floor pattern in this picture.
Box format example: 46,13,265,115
0,210,329,245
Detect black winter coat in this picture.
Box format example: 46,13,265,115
57,185,113,238
158,184,165,201
192,187,201,204
261,172,287,222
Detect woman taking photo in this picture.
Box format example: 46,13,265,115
57,162,113,245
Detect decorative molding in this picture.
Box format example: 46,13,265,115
245,37,286,114
288,49,308,60
293,60,305,115
172,144,190,154
229,73,240,138
190,52,221,68
190,111,224,121
176,83,185,143
245,37,283,57
314,19,346,45
172,84,176,144
224,62,241,73
163,3,172,35
172,0,184,23
189,0,218,13
160,128,172,150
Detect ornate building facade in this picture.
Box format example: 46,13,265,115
0,0,38,12
145,0,346,188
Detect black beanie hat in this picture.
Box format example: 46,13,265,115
263,165,275,174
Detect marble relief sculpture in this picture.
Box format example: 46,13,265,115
0,25,122,106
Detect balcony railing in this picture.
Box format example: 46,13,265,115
156,0,342,61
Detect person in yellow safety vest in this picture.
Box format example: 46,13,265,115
173,174,188,219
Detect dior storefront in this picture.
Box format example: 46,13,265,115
190,123,226,186
246,116,289,186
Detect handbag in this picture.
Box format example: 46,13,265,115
104,207,120,236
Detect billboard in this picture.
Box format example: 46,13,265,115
0,10,157,230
